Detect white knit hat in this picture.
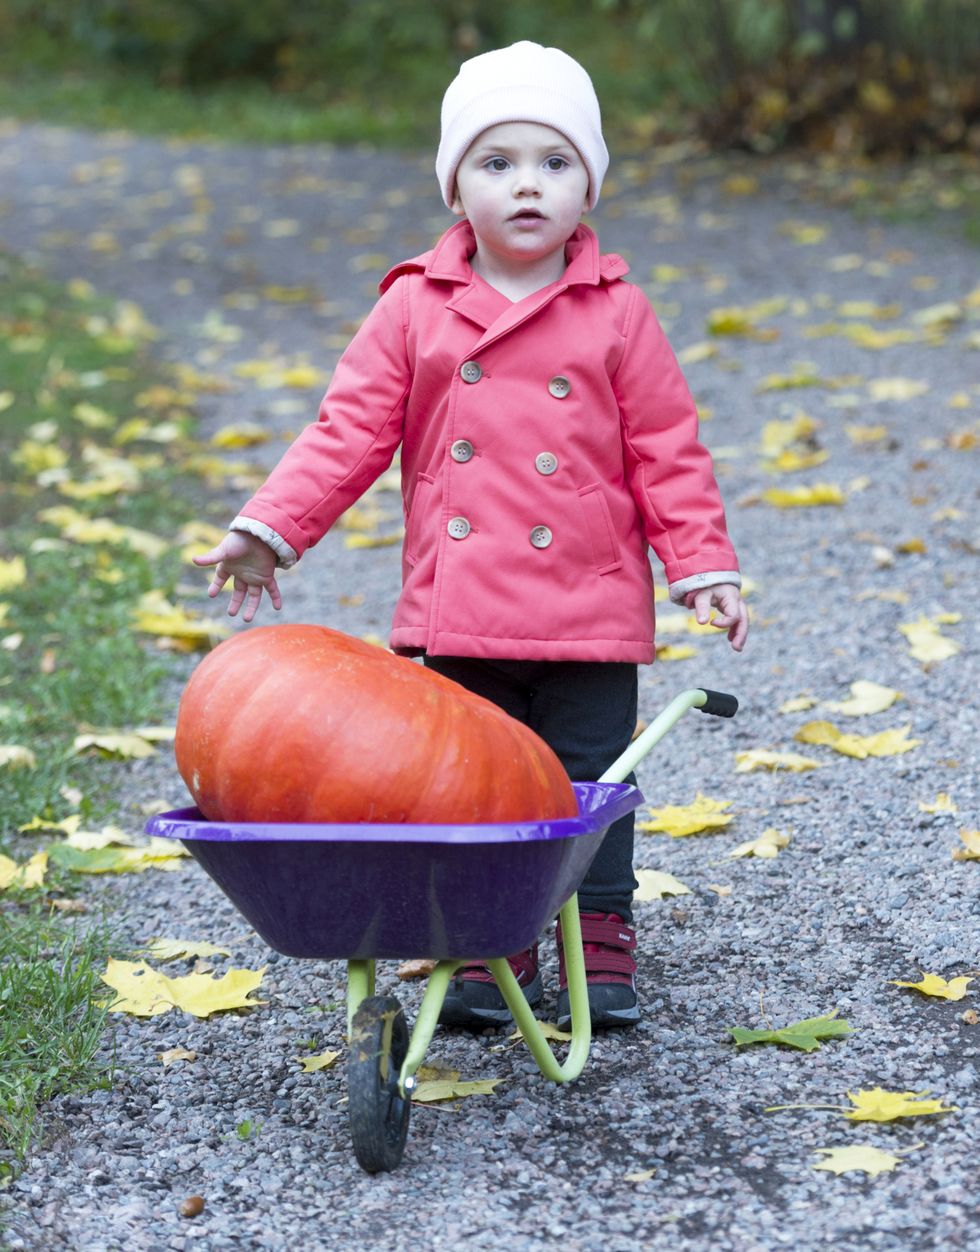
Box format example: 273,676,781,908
436,41,609,211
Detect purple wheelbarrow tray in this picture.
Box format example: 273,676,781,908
145,781,643,962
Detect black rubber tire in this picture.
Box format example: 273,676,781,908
348,995,412,1173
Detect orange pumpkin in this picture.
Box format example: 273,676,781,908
174,625,577,824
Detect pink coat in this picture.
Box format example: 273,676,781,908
237,221,740,663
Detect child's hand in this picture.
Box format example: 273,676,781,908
686,583,748,652
193,531,283,622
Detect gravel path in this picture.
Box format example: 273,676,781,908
1,121,978,1251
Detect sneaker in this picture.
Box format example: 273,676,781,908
438,945,543,1028
556,912,640,1029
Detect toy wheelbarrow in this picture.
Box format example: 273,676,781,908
146,687,737,1172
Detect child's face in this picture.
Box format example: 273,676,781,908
451,122,590,270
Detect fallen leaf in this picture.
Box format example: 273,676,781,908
0,744,37,770
918,793,956,814
889,973,973,1001
761,483,845,507
624,1168,657,1183
637,793,734,838
634,869,692,900
0,850,48,891
295,1050,341,1073
731,1010,851,1052
867,378,929,402
143,938,233,962
778,695,818,713
0,557,27,592
812,1144,916,1177
952,830,980,862
396,958,439,980
824,680,901,717
844,1088,956,1122
71,731,157,760
48,839,188,875
707,883,732,896
655,643,697,661
794,721,920,759
734,749,822,773
133,591,231,650
506,1022,573,1046
729,828,790,858
411,1065,506,1103
159,1048,198,1067
101,959,266,1018
210,423,271,449
898,616,961,665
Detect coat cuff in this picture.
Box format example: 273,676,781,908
668,570,741,605
230,516,299,569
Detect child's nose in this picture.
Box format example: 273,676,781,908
513,168,542,195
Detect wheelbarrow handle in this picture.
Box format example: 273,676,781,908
598,687,738,785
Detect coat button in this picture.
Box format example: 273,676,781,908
451,439,474,463
447,516,471,540
548,375,570,398
534,451,558,476
460,360,483,384
529,525,553,549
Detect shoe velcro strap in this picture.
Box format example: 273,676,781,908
578,949,637,977
571,917,637,950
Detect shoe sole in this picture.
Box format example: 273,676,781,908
438,972,544,1028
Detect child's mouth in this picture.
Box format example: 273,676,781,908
511,210,545,222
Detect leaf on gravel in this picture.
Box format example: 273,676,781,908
159,1048,198,1067
624,1167,657,1183
729,828,790,859
778,695,818,714
730,1010,851,1052
634,869,692,900
867,377,929,402
209,423,270,448
133,590,231,650
0,744,37,770
794,721,920,759
412,1073,506,1103
655,643,697,661
637,793,734,838
19,813,82,835
812,1144,917,1176
143,938,233,962
64,825,139,850
507,1022,573,1046
918,793,956,813
952,830,980,862
844,1088,956,1122
101,958,266,1017
71,730,157,759
0,850,48,891
734,749,822,773
295,1050,341,1073
889,973,973,1001
761,483,845,507
898,615,961,665
824,680,902,716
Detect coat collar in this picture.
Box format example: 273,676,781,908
379,219,630,305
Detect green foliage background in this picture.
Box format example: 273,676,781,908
4,0,980,151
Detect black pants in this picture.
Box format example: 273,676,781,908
423,655,639,923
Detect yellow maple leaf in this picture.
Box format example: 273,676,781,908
729,828,790,859
760,413,820,458
917,793,956,814
794,721,920,759
143,938,232,962
655,643,697,661
101,959,266,1018
812,1144,914,1176
845,423,889,444
638,793,734,838
634,869,692,900
844,1088,956,1122
824,680,902,716
898,616,960,665
209,423,270,449
0,850,48,891
778,695,818,714
133,590,230,650
761,483,845,508
952,830,980,862
295,1050,341,1073
734,749,821,773
764,449,829,473
889,973,973,1001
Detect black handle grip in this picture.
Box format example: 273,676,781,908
698,689,738,718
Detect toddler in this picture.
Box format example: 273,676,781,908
195,41,748,1030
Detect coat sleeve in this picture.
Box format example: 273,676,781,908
612,284,740,597
234,279,412,560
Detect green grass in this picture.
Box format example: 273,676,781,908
0,254,208,1172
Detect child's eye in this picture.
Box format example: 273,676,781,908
544,156,569,171
485,157,509,172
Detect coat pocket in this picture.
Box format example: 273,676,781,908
577,483,623,575
404,472,435,567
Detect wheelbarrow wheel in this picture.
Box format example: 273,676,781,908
348,995,411,1172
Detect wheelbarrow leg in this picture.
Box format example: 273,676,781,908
346,959,376,1037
